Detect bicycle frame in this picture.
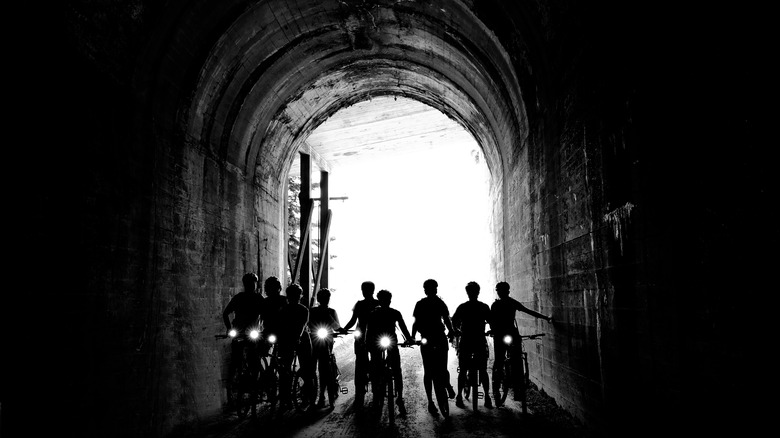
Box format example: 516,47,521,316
258,335,280,410
491,332,544,413
376,336,398,424
216,329,263,418
310,329,351,406
459,336,488,411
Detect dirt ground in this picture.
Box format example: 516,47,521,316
173,338,596,438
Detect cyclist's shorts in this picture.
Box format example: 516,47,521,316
457,343,489,368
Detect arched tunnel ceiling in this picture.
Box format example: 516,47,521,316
288,96,480,177
180,0,530,186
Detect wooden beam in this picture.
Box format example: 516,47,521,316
311,209,332,307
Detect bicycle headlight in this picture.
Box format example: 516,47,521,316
228,329,238,338
421,337,428,345
353,329,361,339
267,334,277,344
503,335,513,345
249,329,260,340
317,327,329,340
380,336,391,349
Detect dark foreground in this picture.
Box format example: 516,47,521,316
171,338,594,438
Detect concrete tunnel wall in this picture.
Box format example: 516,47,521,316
8,1,762,438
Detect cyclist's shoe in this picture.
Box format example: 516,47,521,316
397,398,407,416
316,398,326,408
427,401,439,415
455,396,465,408
485,395,493,408
447,384,456,399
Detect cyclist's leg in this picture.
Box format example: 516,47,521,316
480,343,492,407
511,343,523,401
354,342,369,398
388,348,407,415
369,348,383,398
455,350,467,406
312,346,326,405
492,340,505,400
433,342,451,416
231,340,244,377
492,339,505,380
298,337,316,407
390,348,403,399
278,345,295,408
420,344,435,405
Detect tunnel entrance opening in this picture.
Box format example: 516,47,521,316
285,96,493,318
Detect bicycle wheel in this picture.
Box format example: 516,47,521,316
259,356,279,408
493,359,511,406
519,352,529,414
292,369,312,412
232,363,253,418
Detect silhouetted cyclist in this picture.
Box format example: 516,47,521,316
340,281,379,406
365,290,413,417
277,284,314,410
491,281,553,404
223,273,264,376
308,288,342,408
411,279,457,416
452,281,493,408
260,276,286,340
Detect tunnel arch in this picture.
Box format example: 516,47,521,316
180,0,530,183
170,0,535,282
125,0,554,433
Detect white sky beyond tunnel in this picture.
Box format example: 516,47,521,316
307,97,494,325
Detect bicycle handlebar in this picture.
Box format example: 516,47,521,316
484,331,546,340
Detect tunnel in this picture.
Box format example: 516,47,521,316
6,1,764,438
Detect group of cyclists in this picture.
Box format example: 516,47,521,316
222,273,553,417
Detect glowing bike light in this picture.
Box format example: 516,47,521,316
317,328,329,339
503,335,513,345
249,329,260,340
267,334,277,344
421,338,428,345
353,330,361,339
380,336,391,349
228,329,238,338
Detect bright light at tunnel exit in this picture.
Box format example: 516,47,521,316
319,97,494,320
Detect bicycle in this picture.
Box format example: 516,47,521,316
311,328,353,407
457,334,490,411
290,343,316,412
373,336,415,424
257,332,280,411
216,327,262,418
491,331,545,413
